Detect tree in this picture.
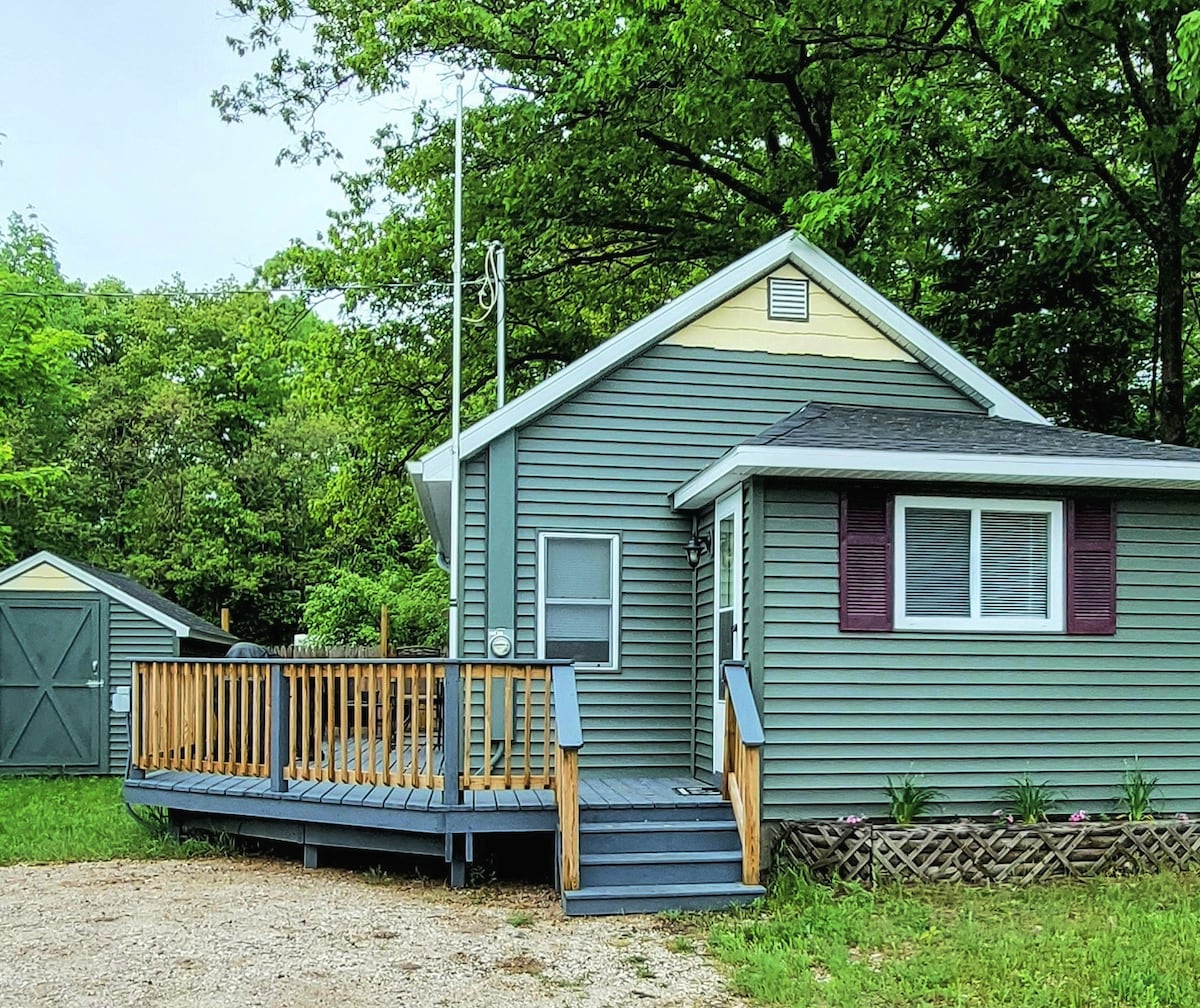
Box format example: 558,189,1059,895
219,0,1200,443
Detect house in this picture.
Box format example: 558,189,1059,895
409,229,1200,820
125,232,1200,914
0,551,235,773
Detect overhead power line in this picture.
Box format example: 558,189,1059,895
0,281,463,300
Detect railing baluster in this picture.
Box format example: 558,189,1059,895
420,661,430,789
522,665,532,789
503,667,514,789
442,660,463,806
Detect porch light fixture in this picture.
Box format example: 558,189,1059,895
684,533,711,569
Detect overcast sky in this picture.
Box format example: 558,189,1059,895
0,3,444,290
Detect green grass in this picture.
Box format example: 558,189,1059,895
0,776,213,864
710,870,1200,1007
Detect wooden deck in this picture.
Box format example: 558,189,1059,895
124,768,717,879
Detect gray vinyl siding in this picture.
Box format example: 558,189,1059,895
500,343,979,770
760,484,1200,820
694,508,715,779
109,600,177,772
462,457,487,656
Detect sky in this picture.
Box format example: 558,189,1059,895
0,3,448,291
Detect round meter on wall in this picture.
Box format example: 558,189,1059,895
487,628,513,658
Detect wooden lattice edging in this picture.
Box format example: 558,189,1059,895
776,819,1200,886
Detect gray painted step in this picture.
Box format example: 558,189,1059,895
579,819,741,854
580,849,743,887
580,802,732,824
562,881,765,917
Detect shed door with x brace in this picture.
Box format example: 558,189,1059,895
0,597,104,770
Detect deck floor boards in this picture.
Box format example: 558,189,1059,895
127,769,712,845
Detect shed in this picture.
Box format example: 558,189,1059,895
0,551,235,774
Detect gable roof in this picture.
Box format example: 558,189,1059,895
0,551,236,644
409,230,1048,550
672,404,1200,509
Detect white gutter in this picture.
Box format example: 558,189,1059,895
671,445,1200,511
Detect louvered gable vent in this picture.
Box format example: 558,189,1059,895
767,276,809,321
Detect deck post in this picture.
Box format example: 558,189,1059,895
269,663,289,793
442,659,464,806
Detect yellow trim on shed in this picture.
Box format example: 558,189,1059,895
0,561,91,592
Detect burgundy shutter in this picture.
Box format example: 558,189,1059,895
839,492,893,632
1067,499,1117,635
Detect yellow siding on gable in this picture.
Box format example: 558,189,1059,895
663,263,915,362
0,561,91,592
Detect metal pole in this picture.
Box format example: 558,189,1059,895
449,78,464,661
495,242,506,407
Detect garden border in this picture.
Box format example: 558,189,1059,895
776,818,1200,885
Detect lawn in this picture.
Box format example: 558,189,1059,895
710,870,1200,1007
0,776,210,864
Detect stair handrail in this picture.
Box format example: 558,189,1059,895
551,662,583,890
721,660,764,885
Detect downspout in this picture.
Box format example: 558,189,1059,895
689,513,699,779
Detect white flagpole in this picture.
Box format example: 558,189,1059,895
449,77,464,661
495,242,506,407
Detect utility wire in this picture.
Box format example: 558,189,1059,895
0,281,465,300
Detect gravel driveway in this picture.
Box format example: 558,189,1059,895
0,859,742,1008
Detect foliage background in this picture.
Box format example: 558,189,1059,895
4,1,1200,644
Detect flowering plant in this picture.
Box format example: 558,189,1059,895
1069,810,1089,823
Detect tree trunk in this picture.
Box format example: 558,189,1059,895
1155,226,1187,445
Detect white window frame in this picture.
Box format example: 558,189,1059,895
537,531,620,671
894,495,1065,633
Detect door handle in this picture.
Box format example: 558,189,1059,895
87,660,102,689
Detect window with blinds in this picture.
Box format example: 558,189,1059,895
894,497,1064,632
537,532,620,668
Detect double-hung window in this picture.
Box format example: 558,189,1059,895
894,496,1065,632
537,532,619,669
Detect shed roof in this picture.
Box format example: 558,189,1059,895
672,404,1200,509
0,551,236,644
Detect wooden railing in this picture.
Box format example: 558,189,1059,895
721,660,765,886
134,661,271,776
131,659,568,800
550,664,583,891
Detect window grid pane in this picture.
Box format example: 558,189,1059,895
546,538,611,599
541,534,616,666
980,510,1050,618
904,507,971,618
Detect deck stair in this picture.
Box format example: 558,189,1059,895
562,783,765,916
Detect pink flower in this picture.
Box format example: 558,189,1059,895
1006,815,1015,825
1069,810,1089,823
843,815,864,825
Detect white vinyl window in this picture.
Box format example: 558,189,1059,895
537,532,620,670
894,496,1064,632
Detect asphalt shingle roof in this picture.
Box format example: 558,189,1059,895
747,404,1200,462
71,559,234,641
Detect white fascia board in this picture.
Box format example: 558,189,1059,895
407,458,450,560
418,229,1047,479
417,232,800,479
786,235,1047,425
672,445,1200,510
0,550,195,638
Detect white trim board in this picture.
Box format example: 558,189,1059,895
671,445,1200,511
0,550,219,640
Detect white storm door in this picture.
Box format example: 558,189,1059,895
713,488,743,774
